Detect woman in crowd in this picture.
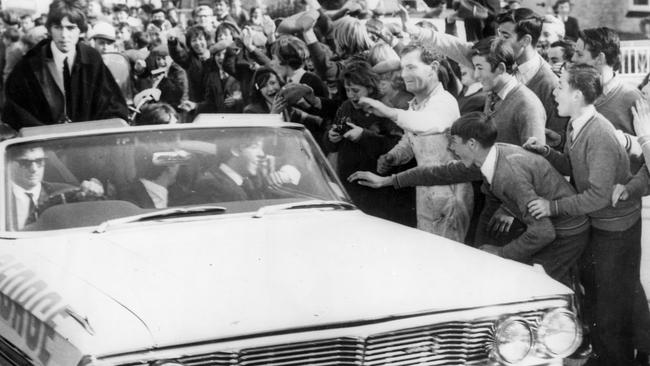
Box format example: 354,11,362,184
168,25,212,104
323,61,403,221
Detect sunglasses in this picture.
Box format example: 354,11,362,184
16,157,46,168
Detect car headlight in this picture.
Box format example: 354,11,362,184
493,316,533,364
537,308,582,358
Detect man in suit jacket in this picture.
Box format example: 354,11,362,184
3,0,128,130
350,112,589,286
194,135,302,203
9,146,104,230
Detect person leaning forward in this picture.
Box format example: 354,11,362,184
349,112,589,287
3,0,128,130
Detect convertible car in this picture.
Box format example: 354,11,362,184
0,116,581,366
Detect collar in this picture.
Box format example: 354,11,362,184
480,145,498,185
409,82,443,111
464,82,483,96
139,179,168,209
50,41,75,73
570,104,597,139
602,74,622,97
288,68,307,84
219,163,243,186
495,76,518,101
515,53,542,85
12,183,42,200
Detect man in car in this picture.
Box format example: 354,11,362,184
9,146,104,230
195,135,300,203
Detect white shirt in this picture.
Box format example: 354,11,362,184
464,82,483,97
139,179,168,209
51,41,75,79
480,145,498,185
395,83,460,135
514,54,542,85
569,104,596,141
219,163,243,186
496,76,519,101
288,68,307,84
12,183,42,229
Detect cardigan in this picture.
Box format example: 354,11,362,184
545,112,640,231
485,83,546,146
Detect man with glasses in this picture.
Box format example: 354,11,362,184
9,146,104,230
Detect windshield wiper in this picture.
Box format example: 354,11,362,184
94,206,227,233
253,200,355,218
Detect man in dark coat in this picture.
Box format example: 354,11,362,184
3,0,128,130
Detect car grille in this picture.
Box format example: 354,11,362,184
118,310,544,366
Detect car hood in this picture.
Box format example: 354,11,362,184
8,209,570,356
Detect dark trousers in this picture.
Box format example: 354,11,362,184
582,219,641,366
535,229,589,287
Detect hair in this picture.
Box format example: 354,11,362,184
248,67,283,106
132,30,151,49
151,8,167,17
550,39,574,61
192,5,213,18
449,112,498,148
215,21,241,39
543,14,565,39
1,11,21,26
496,8,543,47
565,63,603,104
135,103,178,126
331,16,373,57
367,42,399,66
113,3,129,13
2,27,20,42
272,35,308,69
186,24,209,44
438,58,460,97
20,14,33,21
342,61,380,98
46,0,88,33
578,27,621,72
554,0,570,9
471,36,516,74
399,41,444,65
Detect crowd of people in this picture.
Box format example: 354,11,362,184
2,0,650,364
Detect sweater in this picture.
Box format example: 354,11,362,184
485,83,547,146
545,112,640,231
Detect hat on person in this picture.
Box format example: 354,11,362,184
277,83,314,105
372,59,401,75
453,0,489,19
89,21,116,41
276,9,319,34
150,45,170,57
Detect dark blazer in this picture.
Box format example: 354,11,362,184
3,39,128,130
194,164,249,203
117,180,193,209
10,181,74,230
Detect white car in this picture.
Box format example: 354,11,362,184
0,116,581,366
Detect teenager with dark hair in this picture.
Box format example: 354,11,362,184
168,25,212,103
402,6,568,150
271,35,328,98
525,63,643,366
243,67,285,114
4,0,127,129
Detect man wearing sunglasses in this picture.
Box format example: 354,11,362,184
9,146,104,230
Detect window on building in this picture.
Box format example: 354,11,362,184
631,0,650,11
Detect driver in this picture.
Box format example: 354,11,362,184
194,135,301,203
9,146,104,230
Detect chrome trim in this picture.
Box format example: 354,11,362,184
100,297,571,365
535,308,583,358
492,316,534,365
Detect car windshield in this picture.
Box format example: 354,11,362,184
4,126,349,231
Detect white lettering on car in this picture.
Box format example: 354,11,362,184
0,254,70,365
